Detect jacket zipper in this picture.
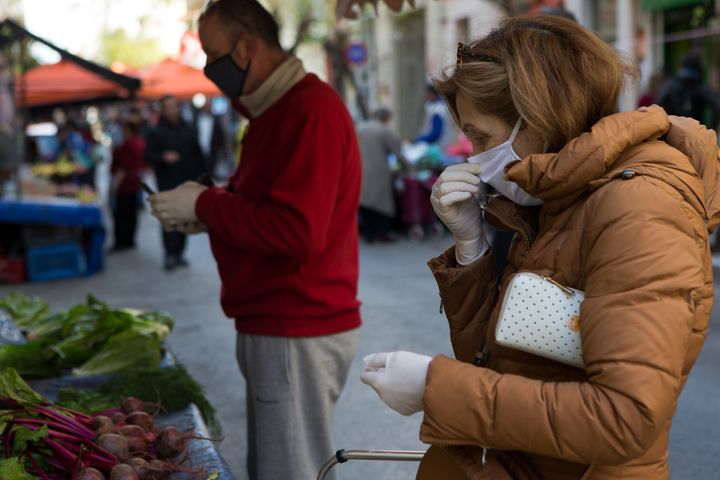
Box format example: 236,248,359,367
479,201,533,256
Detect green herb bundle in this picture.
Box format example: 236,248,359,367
56,365,221,436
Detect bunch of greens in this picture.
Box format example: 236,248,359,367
0,292,173,378
0,368,119,479
56,365,221,436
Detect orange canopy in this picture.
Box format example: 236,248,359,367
16,60,133,108
138,58,220,100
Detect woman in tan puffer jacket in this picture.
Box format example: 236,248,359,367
360,16,719,479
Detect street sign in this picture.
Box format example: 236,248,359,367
345,42,369,65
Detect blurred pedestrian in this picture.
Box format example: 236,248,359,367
657,53,720,129
110,120,147,251
357,107,406,242
145,96,206,271
415,84,455,153
195,99,227,178
362,16,718,480
148,1,362,479
638,69,667,107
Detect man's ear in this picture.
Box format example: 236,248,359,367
232,34,256,69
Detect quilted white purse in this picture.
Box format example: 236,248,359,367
495,272,585,369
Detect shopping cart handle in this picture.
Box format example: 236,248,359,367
317,449,426,480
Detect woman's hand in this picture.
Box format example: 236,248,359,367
360,351,432,416
431,163,488,264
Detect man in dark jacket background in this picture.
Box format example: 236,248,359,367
145,95,206,271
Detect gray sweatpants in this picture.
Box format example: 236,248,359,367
236,329,359,480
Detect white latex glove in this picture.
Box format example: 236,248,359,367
360,351,432,416
430,163,489,264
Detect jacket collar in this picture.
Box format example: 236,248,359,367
504,105,718,221
505,106,670,213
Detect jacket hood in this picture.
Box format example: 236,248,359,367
506,105,720,228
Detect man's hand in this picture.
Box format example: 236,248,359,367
149,181,207,226
168,221,208,235
162,151,181,164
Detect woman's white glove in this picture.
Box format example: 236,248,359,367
430,163,489,264
360,351,432,416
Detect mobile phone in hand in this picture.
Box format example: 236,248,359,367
140,182,156,195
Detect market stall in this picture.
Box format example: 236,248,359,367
17,59,135,108
138,58,219,100
0,20,142,284
0,292,235,480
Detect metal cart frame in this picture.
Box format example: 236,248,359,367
317,449,425,480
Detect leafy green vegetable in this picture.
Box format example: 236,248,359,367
0,368,45,405
0,458,38,480
0,368,47,435
0,292,49,330
11,425,49,456
72,330,162,377
58,365,221,436
0,344,63,378
0,293,174,378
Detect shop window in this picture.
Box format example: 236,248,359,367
594,0,618,44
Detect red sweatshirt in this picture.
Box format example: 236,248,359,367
196,74,362,337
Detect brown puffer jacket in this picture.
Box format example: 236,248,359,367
420,106,719,479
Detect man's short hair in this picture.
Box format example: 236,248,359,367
373,108,392,123
200,0,282,50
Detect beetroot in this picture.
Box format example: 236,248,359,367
79,467,106,480
112,412,126,425
97,433,130,461
121,397,144,414
110,464,139,480
122,397,160,415
118,424,146,437
154,426,187,460
145,460,170,480
126,435,148,453
125,411,154,431
94,416,115,436
126,458,150,480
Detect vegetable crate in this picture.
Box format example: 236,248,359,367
26,241,86,282
0,256,25,283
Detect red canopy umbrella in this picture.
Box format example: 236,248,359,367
138,58,220,100
16,60,133,108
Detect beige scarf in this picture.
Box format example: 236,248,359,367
239,56,306,118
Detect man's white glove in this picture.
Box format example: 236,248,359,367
430,163,489,265
360,351,432,416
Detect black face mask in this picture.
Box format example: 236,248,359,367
204,54,250,99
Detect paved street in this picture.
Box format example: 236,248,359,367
1,211,718,479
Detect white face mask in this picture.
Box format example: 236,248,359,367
467,118,543,207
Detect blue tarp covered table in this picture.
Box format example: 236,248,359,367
0,197,105,275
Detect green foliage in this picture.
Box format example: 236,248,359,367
0,292,49,330
0,293,173,378
0,368,45,405
0,458,37,480
11,425,49,457
99,28,166,69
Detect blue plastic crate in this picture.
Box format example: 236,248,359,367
27,242,86,282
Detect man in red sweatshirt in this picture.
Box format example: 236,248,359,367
149,1,361,479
